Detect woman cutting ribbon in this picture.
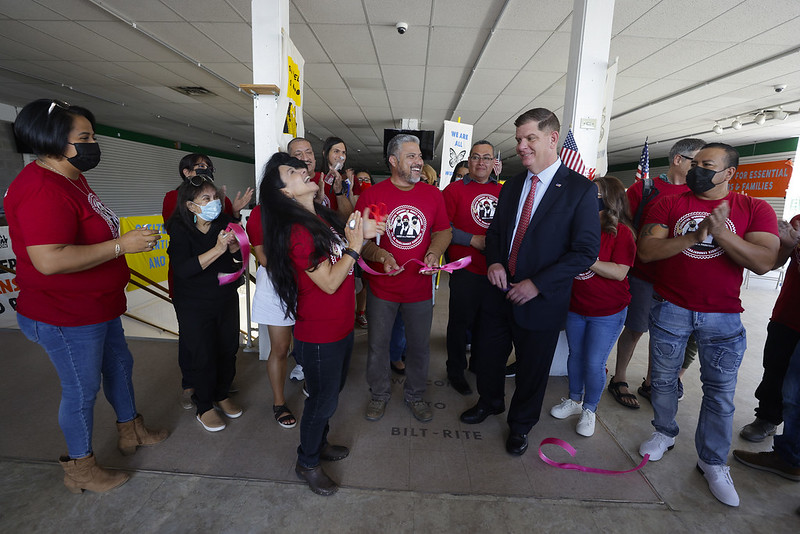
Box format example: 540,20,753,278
166,174,244,432
259,152,382,496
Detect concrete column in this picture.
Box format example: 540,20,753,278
561,0,615,171
250,0,289,187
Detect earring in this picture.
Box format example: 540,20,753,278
193,214,197,223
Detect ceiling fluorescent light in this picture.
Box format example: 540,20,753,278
731,117,742,130
713,122,723,134
754,111,766,125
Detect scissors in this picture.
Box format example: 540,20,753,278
368,202,388,246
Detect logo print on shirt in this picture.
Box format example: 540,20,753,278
471,194,498,228
675,211,735,260
88,193,120,239
329,230,353,275
388,205,427,250
574,269,595,281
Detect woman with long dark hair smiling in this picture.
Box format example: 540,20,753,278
259,152,382,495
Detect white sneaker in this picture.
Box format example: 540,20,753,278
290,364,304,382
639,432,675,461
550,398,583,419
697,459,739,507
576,409,596,437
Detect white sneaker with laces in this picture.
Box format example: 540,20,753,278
576,408,596,437
697,459,739,507
550,398,583,419
639,431,675,461
290,364,304,382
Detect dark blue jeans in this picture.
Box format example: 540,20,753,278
295,331,353,468
775,337,800,467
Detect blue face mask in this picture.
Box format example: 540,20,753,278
193,198,222,221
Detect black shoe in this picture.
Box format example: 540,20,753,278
506,433,528,456
320,444,349,462
505,362,517,378
460,403,503,424
449,374,472,395
295,463,338,496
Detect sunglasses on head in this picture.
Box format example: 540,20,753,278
189,174,215,187
47,99,70,116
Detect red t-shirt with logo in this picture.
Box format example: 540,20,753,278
443,178,502,275
5,162,130,326
644,191,779,313
771,213,800,331
570,223,637,316
627,177,691,283
355,179,450,302
290,221,354,343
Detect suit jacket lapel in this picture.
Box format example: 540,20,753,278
527,163,566,233
505,172,527,251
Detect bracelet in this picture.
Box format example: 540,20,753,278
343,248,360,261
114,241,121,259
334,190,345,196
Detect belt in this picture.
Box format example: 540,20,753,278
652,294,666,303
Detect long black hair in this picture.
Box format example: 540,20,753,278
321,136,346,173
165,178,221,234
259,152,345,318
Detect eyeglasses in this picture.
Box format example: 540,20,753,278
189,174,214,187
47,99,70,116
679,154,694,161
469,155,495,162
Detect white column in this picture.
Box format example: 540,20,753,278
561,0,615,171
251,0,289,188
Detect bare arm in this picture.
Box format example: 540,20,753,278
703,201,779,274
424,228,453,267
305,212,366,293
27,227,159,275
589,260,630,281
253,244,267,268
773,219,800,269
637,223,702,263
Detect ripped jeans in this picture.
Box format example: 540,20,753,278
648,297,746,466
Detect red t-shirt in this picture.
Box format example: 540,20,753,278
443,178,502,275
771,213,800,331
627,177,691,283
309,171,340,212
644,191,779,313
570,223,636,316
245,204,263,250
5,162,130,326
355,179,450,303
290,222,354,343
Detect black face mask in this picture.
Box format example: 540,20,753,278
66,142,101,172
598,197,606,211
686,166,720,194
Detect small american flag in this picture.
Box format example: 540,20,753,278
634,139,650,182
560,129,592,178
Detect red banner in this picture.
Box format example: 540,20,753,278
730,160,793,197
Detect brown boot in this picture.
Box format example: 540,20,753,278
116,414,169,456
59,454,129,494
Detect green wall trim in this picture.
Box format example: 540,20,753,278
95,124,255,164
608,137,798,172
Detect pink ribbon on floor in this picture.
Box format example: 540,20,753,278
357,255,471,276
538,437,649,475
218,222,250,285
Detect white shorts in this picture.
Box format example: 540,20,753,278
252,266,295,327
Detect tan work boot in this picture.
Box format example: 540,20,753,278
116,414,169,456
59,453,129,494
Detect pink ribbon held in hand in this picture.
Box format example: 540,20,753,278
218,222,250,285
357,256,471,276
538,437,649,475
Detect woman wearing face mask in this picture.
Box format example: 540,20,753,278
550,175,637,437
5,99,168,493
166,177,243,432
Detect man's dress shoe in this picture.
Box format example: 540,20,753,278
506,433,528,456
460,404,503,424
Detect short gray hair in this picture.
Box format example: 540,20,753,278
386,133,420,168
669,138,706,161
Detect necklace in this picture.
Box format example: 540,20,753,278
37,159,92,197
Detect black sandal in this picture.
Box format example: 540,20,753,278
607,376,640,409
273,404,297,429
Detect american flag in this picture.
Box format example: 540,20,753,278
634,139,650,182
560,129,592,178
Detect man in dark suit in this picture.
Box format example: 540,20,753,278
459,108,600,456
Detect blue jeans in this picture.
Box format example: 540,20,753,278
774,338,800,467
17,314,137,458
649,299,746,466
566,308,627,412
295,332,353,468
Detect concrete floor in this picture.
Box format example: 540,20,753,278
1,273,798,533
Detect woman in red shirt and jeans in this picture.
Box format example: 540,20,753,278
549,175,637,437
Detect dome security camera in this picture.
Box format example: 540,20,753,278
396,22,408,34
774,84,787,93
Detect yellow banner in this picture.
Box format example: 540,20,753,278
120,215,169,291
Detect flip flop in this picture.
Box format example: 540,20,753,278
607,376,640,409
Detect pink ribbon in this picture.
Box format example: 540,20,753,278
538,437,649,475
218,222,250,285
357,255,471,276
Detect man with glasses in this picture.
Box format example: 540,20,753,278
442,140,502,395
607,138,706,410
636,142,779,507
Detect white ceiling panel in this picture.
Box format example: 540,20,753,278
32,0,115,21
293,0,366,24
373,25,429,66
466,69,519,94
96,1,183,22
610,0,660,35
363,0,434,26
382,65,426,91
497,0,573,31
304,63,347,89
193,23,254,63
423,91,457,109
350,89,390,107
84,21,184,63
316,88,357,107
162,0,247,23
522,32,571,73
388,90,423,109
0,1,67,20
337,63,383,80
288,24,329,63
503,71,564,97
427,27,486,67
621,39,734,79
146,22,238,62
424,66,468,93
610,35,673,73
748,16,800,46
431,0,502,29
619,0,739,39
455,93,498,113
312,24,378,64
480,30,551,71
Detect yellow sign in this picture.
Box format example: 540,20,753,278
287,55,301,106
119,215,169,291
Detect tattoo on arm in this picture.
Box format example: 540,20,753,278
640,223,667,238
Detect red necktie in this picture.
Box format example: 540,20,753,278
508,175,539,276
